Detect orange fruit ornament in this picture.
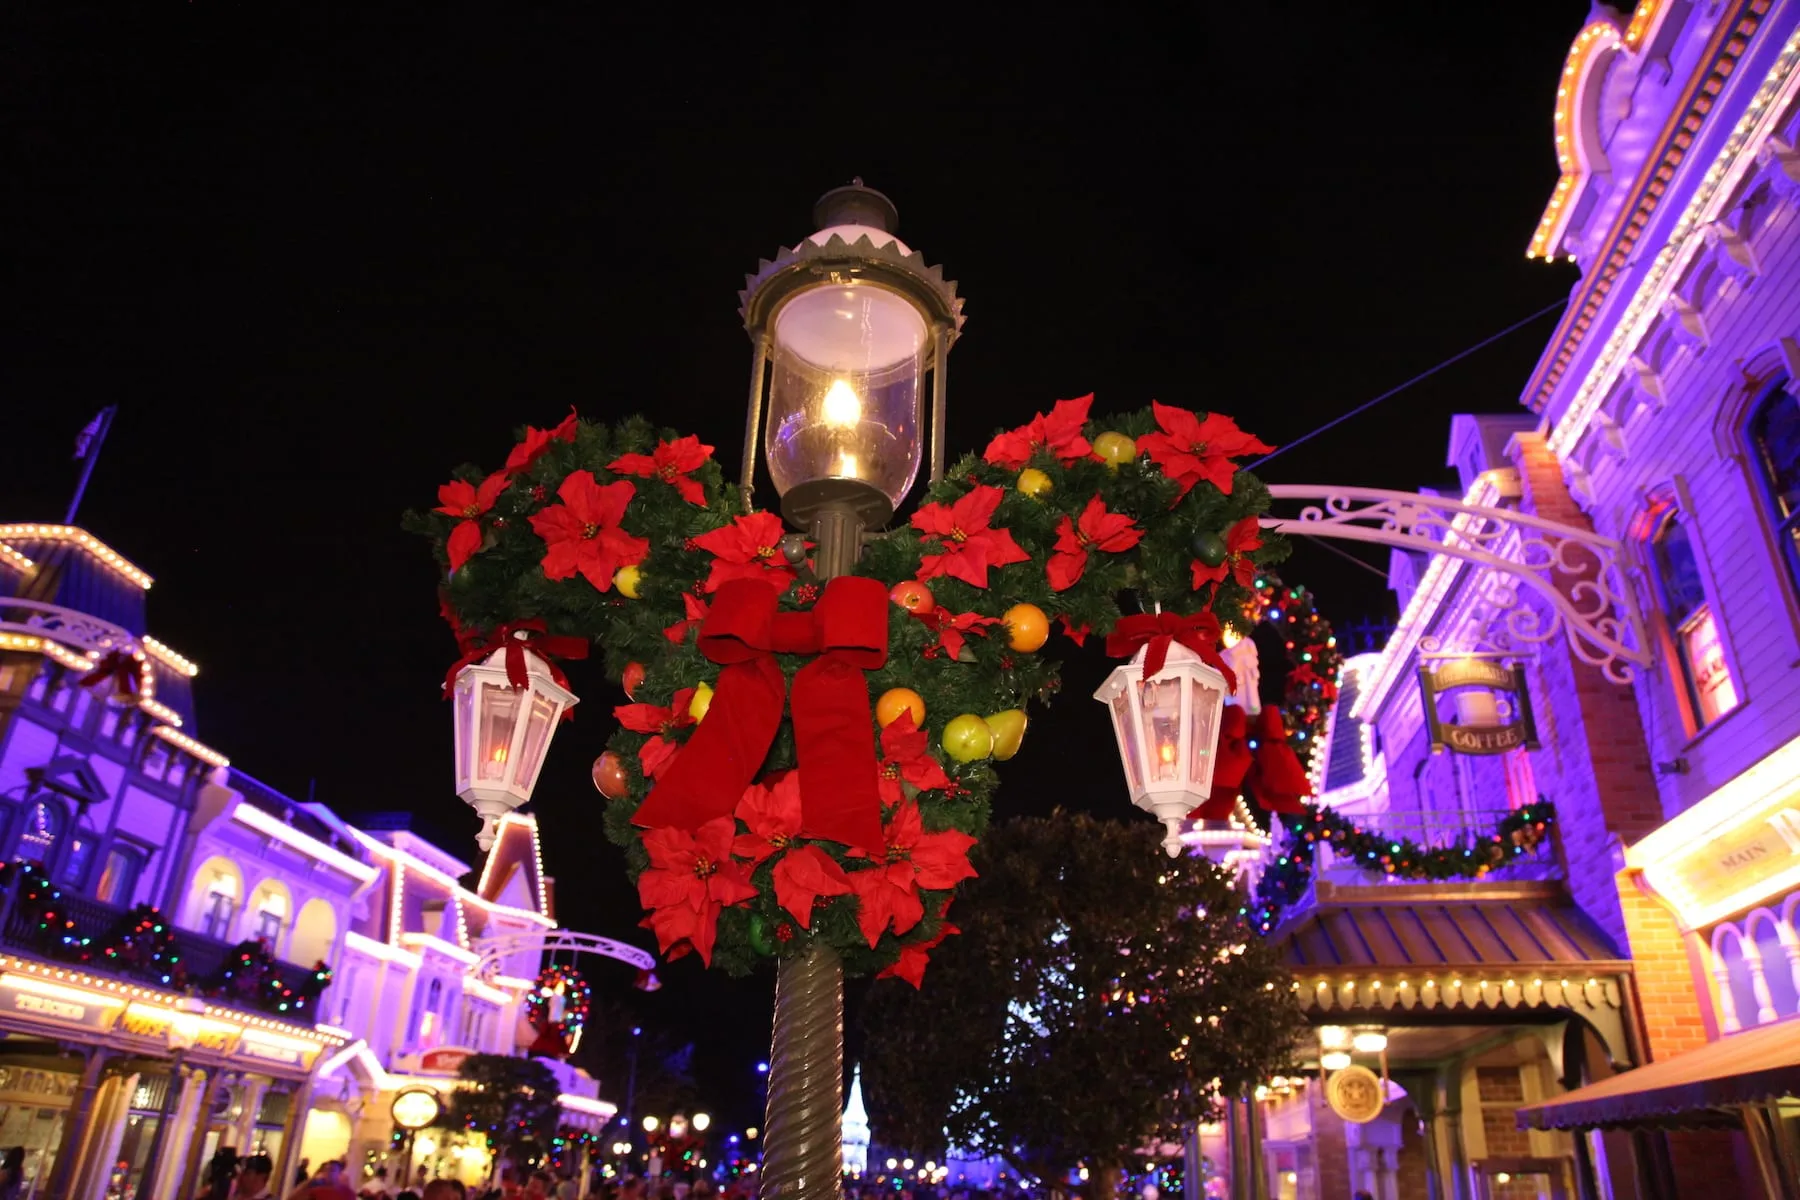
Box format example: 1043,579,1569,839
876,687,927,728
1003,602,1050,652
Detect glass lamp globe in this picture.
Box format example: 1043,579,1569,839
1093,640,1230,857
451,639,578,849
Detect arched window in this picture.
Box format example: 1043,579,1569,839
1651,505,1738,727
15,802,63,866
1748,381,1800,589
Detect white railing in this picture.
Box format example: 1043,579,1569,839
0,598,136,657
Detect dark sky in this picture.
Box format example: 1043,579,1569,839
2,5,1583,1130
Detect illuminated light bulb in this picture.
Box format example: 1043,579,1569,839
1158,742,1176,765
822,379,862,428
1351,1031,1387,1053
838,452,859,478
1320,1051,1352,1071
1318,1025,1350,1050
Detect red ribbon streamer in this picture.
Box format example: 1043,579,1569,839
79,649,139,696
630,576,889,854
442,618,589,716
1104,610,1237,690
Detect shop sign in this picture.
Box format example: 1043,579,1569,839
392,1087,442,1130
117,1005,236,1052
236,1037,306,1068
420,1046,475,1074
1631,734,1800,929
1418,657,1539,756
0,977,118,1032
1325,1065,1386,1123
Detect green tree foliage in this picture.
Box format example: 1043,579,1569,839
858,813,1302,1184
441,1053,563,1171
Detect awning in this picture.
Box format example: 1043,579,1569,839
1517,1016,1800,1131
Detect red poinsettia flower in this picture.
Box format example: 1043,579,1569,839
434,470,510,573
878,920,960,989
877,711,953,806
614,687,697,778
637,817,758,966
693,512,798,593
1057,614,1091,647
528,472,650,592
505,408,580,473
664,593,710,645
910,486,1031,589
773,846,854,928
1046,495,1142,591
732,771,802,864
608,436,715,507
982,394,1095,469
1136,402,1274,500
912,607,1002,661
1190,516,1264,593
848,801,977,947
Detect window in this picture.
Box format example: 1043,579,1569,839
59,829,95,890
95,845,145,904
202,877,238,940
251,892,287,946
1749,383,1800,589
1652,508,1739,726
15,802,62,865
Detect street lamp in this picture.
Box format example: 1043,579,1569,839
450,635,578,849
691,1112,712,1132
1094,640,1231,857
135,997,206,1200
738,181,962,1200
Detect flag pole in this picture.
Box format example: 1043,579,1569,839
65,406,118,526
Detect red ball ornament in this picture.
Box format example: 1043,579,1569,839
621,661,646,699
591,752,629,799
889,580,935,615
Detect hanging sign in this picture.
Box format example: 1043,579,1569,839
1418,658,1539,756
391,1087,442,1130
1325,1065,1385,1123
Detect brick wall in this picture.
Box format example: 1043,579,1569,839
1308,1086,1353,1200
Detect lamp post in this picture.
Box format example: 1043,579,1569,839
1094,641,1231,857
450,634,579,849
135,996,205,1200
738,181,962,1200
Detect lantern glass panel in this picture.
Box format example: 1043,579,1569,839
477,682,520,783
512,691,560,793
454,676,475,790
765,284,927,509
1188,676,1222,781
1136,675,1184,783
1110,688,1143,791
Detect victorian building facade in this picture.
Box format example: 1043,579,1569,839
1247,3,1800,1198
0,526,613,1198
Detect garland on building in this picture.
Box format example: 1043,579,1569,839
211,938,333,1016
8,861,92,962
101,904,187,989
525,963,591,1058
1245,574,1343,755
413,398,1304,980
1247,799,1557,933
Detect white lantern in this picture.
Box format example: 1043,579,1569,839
1094,641,1230,857
451,639,578,849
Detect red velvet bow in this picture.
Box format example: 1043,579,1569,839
442,618,589,718
1188,705,1311,820
79,649,140,696
1104,610,1237,690
631,576,889,854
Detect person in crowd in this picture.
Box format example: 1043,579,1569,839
289,1160,357,1200
234,1155,278,1200
0,1148,25,1200
359,1167,394,1200
294,1160,312,1188
422,1180,468,1200
525,1172,555,1199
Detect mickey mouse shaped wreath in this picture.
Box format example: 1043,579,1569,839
412,395,1306,982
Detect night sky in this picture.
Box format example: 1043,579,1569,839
3,6,1583,1130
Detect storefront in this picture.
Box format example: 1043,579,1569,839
0,956,340,1199
1518,735,1800,1194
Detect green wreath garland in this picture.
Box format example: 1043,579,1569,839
411,397,1292,979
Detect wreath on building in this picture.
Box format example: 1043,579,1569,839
210,938,332,1016
524,963,591,1057
6,861,91,963
101,904,187,989
414,398,1307,980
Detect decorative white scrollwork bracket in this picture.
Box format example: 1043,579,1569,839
476,930,656,979
1260,485,1652,683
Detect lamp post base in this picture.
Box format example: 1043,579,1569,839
760,941,845,1200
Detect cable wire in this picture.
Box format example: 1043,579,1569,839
1247,298,1568,471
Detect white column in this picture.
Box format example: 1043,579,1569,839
1743,946,1779,1025
1782,941,1800,1007
1713,965,1742,1033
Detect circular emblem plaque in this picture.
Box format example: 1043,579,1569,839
1325,1065,1385,1123
391,1087,441,1130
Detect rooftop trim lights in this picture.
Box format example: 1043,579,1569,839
231,803,379,883
1544,22,1800,445
0,525,153,589
558,1093,618,1117
398,932,483,966
0,956,340,1043
354,828,556,929
462,976,512,1006
0,544,33,574
142,635,198,677
343,930,422,970
151,726,230,769
1529,17,1640,260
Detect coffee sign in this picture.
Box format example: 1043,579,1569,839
1326,1065,1386,1123
1418,658,1539,757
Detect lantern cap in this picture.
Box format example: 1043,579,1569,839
740,182,965,344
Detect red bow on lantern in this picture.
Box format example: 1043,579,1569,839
441,618,589,717
79,649,141,702
631,576,889,854
1188,705,1311,820
1103,610,1237,690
